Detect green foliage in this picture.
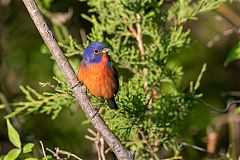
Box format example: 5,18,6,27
6,119,21,149
5,77,74,120
224,41,240,66
23,143,34,154
6,0,226,159
190,63,207,93
0,104,5,109
58,36,84,57
3,120,36,160
168,0,226,25
4,148,21,160
80,1,221,158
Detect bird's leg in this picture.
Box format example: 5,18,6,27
71,81,83,90
91,98,104,119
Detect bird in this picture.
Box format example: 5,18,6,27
77,41,119,109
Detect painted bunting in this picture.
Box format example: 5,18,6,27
78,41,119,109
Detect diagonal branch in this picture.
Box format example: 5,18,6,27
22,0,134,159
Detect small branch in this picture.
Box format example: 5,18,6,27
0,92,21,129
217,4,240,31
162,156,183,160
206,127,218,154
227,102,240,159
95,132,101,160
180,141,227,159
22,0,134,159
222,91,240,97
85,129,106,160
180,142,211,154
135,14,145,61
39,141,47,160
127,14,148,90
100,135,106,160
46,147,82,160
128,14,145,61
197,98,240,113
139,130,160,160
57,148,82,160
179,141,221,157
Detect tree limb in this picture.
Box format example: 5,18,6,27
22,0,134,159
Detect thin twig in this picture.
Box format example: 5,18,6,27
162,156,183,160
46,148,59,159
217,4,240,33
206,127,218,153
222,91,240,97
105,147,111,154
100,135,106,160
206,4,240,47
197,98,240,113
135,14,145,61
127,14,148,90
95,132,101,160
139,130,160,160
57,148,82,160
86,129,106,160
127,14,145,61
39,141,47,160
46,147,82,160
179,141,222,157
180,142,212,153
0,92,21,129
126,14,145,60
85,135,97,141
227,102,240,159
88,128,97,136
21,1,134,159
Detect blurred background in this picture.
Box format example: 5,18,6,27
1,0,240,159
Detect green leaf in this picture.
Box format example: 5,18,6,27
6,119,21,149
25,158,38,160
23,143,34,153
224,42,240,66
3,148,21,160
194,63,207,91
0,104,5,109
42,0,54,8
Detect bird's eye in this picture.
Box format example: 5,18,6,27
94,50,99,54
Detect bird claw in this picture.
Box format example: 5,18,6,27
91,107,100,119
91,102,103,119
71,81,82,90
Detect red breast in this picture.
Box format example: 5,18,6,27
78,53,117,99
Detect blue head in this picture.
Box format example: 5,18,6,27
82,41,110,65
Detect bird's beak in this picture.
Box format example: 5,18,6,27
102,48,111,53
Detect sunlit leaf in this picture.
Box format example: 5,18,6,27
0,104,5,109
224,42,240,66
23,143,34,153
3,148,21,160
6,119,21,149
42,0,54,8
25,158,38,160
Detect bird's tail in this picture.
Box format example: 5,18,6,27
107,97,118,109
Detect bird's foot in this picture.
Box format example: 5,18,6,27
91,106,101,119
71,81,82,90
